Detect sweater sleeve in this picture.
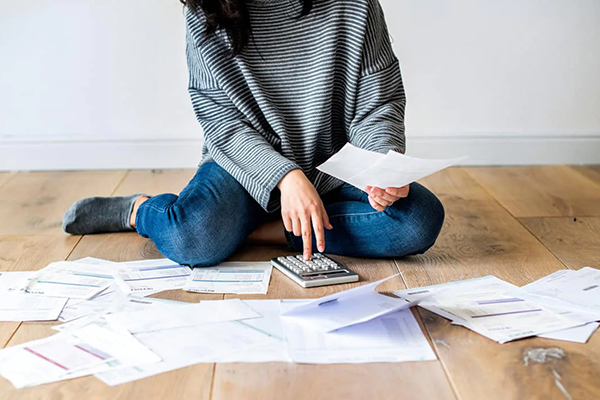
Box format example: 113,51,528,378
185,13,300,212
348,0,406,155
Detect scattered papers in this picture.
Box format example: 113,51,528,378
317,143,465,191
0,324,160,388
184,262,272,294
395,273,600,344
113,259,192,295
1,254,598,390
0,293,67,321
282,275,415,333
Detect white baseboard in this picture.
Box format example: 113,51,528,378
1,133,599,171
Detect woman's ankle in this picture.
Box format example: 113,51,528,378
130,196,149,228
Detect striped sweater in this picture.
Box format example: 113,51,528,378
185,0,406,212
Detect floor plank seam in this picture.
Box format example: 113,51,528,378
110,170,132,196
0,173,18,191
415,309,461,400
461,167,570,271
515,219,574,270
208,363,217,400
64,235,84,262
2,322,22,349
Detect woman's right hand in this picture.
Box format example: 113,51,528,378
278,169,333,260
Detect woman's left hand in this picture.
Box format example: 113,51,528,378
365,185,410,212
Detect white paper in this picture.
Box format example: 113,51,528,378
184,262,272,294
395,276,587,343
521,267,600,310
113,259,192,295
282,275,414,332
317,143,465,191
282,302,436,364
54,296,192,333
97,317,278,386
212,300,289,363
23,262,114,300
0,324,159,388
104,298,261,334
538,322,599,343
0,293,67,321
0,271,35,293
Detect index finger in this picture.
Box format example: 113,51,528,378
300,214,312,260
311,209,325,253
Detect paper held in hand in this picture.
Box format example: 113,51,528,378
316,143,466,190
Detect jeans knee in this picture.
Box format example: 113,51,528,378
384,184,445,257
148,206,241,268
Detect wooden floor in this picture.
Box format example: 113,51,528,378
1,166,599,400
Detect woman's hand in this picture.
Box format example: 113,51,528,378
365,185,410,212
278,169,333,260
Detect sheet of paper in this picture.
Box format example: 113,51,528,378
0,271,35,293
395,276,587,343
0,324,159,388
23,261,114,300
97,316,279,385
113,259,192,296
54,296,193,333
521,267,600,310
211,300,289,363
184,262,272,294
317,143,465,191
105,298,261,333
316,144,387,182
538,322,599,343
281,302,436,364
0,293,67,321
282,275,414,333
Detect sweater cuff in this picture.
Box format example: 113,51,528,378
257,162,301,213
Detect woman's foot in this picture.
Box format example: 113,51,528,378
62,194,148,235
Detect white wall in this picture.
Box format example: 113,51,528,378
1,0,599,170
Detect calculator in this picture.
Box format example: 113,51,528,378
271,253,359,288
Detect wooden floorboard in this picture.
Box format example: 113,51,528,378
569,165,600,186
213,248,455,400
0,171,127,236
465,166,600,218
0,172,16,189
394,168,600,400
520,217,600,269
1,167,599,399
112,169,195,196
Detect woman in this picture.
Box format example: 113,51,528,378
63,0,445,265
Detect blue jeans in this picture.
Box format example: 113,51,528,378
136,162,445,267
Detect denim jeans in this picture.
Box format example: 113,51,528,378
136,161,445,267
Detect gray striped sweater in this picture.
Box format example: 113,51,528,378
185,0,406,212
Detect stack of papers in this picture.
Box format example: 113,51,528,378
394,271,600,344
316,143,466,191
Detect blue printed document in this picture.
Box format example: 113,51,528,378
183,262,272,294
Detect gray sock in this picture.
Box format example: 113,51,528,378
62,194,148,235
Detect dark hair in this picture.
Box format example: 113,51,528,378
181,0,314,57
